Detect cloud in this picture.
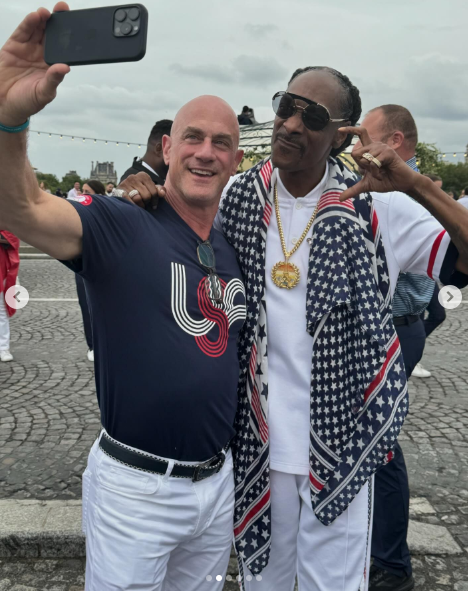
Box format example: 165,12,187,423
244,24,279,39
170,64,231,85
170,56,287,87
233,55,287,85
402,54,468,122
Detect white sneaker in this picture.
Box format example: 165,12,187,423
411,363,431,378
0,350,13,362
87,349,94,362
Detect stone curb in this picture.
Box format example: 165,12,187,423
19,253,51,260
0,500,84,558
0,499,463,559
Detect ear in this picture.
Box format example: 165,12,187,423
153,141,163,156
389,131,404,151
232,149,244,175
162,135,171,166
331,127,349,150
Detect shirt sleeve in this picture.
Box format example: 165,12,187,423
60,194,142,281
385,191,454,282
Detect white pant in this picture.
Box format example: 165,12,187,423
243,470,373,591
0,287,10,351
83,437,235,591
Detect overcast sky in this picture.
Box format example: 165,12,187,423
2,0,468,180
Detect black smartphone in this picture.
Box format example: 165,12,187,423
44,5,148,66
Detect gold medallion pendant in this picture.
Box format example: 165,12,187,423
271,261,300,289
271,182,320,291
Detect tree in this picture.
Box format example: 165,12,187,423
415,142,442,175
437,162,468,193
36,172,60,193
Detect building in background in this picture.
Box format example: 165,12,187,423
90,162,118,185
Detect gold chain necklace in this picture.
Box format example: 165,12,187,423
271,182,320,289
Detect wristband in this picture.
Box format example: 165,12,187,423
0,118,30,133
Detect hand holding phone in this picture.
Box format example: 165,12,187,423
44,4,148,66
0,3,148,128
0,2,71,127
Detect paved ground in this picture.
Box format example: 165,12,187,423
1,260,468,589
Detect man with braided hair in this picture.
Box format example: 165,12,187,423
117,66,468,589
214,67,468,590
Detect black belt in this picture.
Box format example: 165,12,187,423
393,314,421,327
99,434,227,482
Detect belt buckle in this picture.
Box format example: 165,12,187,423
192,452,225,482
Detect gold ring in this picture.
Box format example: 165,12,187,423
362,152,382,168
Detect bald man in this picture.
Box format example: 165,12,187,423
0,6,245,591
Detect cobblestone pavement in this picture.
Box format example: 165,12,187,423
1,260,468,589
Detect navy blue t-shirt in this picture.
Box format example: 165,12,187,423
63,195,246,461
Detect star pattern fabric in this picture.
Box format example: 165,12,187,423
219,157,408,586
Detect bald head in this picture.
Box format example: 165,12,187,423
162,94,243,213
172,95,240,145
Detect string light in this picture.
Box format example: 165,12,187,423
28,129,468,160
30,129,145,147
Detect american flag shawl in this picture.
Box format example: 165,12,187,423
219,156,408,584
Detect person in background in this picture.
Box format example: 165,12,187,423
447,191,454,199
105,182,114,196
0,230,20,362
82,180,106,196
411,174,449,378
120,119,173,184
55,187,64,198
67,181,81,199
358,104,433,591
237,105,253,125
39,181,51,193
459,191,468,207
246,107,258,125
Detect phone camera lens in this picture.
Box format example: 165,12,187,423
115,9,127,22
128,7,140,20
121,22,133,35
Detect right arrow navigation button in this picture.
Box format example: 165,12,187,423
439,285,462,310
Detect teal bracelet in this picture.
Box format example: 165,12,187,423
0,118,30,133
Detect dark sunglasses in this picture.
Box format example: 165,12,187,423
272,91,348,132
197,241,223,305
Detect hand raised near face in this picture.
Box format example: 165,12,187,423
0,3,71,127
338,126,419,201
116,172,166,210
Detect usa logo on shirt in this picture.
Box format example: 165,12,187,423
68,195,93,206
